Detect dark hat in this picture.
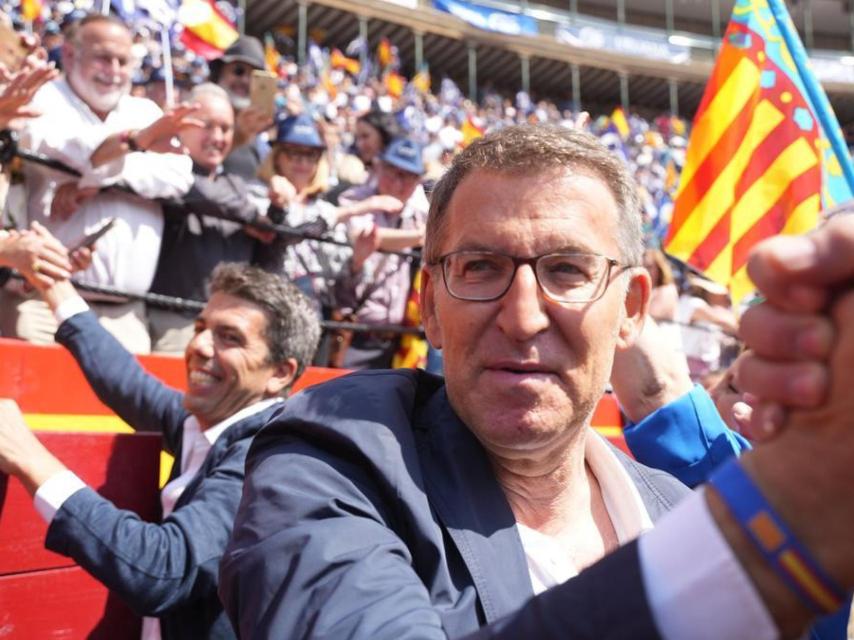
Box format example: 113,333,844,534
275,114,324,149
209,36,265,81
380,137,424,176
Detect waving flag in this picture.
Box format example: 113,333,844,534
665,0,854,304
377,37,393,69
178,0,238,60
330,48,361,76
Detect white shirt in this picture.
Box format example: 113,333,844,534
19,78,193,294
517,432,654,594
141,398,282,640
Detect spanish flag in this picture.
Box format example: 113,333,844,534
264,34,280,75
392,269,428,370
178,0,238,60
460,115,484,148
377,37,393,69
412,67,431,94
21,0,42,22
610,107,630,139
330,48,360,76
665,0,854,304
384,71,405,99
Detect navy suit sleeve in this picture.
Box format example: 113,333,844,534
623,385,751,488
45,435,252,616
55,311,187,450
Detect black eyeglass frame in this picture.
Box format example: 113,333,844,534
432,250,628,304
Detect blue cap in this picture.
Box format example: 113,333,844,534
275,114,324,149
380,137,424,176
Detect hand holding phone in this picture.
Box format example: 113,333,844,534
249,70,277,123
0,21,29,73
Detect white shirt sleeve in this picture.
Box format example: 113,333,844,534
33,469,87,523
638,488,779,640
53,294,90,324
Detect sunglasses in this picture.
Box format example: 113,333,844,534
227,63,254,78
279,146,323,161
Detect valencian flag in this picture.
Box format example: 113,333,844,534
178,0,238,61
665,0,854,304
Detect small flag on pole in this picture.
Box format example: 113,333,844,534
610,107,630,139
664,0,854,304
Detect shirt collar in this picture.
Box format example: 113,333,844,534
197,397,283,446
584,431,654,541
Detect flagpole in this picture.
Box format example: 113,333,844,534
160,26,175,107
100,0,110,15
766,0,854,192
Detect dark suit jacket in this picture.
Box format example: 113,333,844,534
50,311,279,640
220,369,689,639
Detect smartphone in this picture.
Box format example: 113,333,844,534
0,20,28,72
250,70,277,122
70,217,116,251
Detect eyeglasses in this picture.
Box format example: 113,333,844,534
433,250,625,304
227,63,253,78
279,146,323,162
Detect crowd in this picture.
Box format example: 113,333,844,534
2,5,854,640
0,0,739,378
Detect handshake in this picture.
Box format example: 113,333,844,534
710,208,854,635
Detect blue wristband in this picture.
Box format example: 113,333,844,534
708,458,848,615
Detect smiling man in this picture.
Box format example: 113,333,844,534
144,83,283,354
0,13,193,353
0,262,320,640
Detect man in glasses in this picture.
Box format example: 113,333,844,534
209,36,273,180
220,124,756,636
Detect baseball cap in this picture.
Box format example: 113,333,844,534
380,137,424,176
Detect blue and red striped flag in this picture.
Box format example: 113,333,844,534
665,0,854,304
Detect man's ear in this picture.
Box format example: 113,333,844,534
616,268,651,350
265,358,299,396
420,266,443,350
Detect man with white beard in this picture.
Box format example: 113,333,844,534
0,13,193,353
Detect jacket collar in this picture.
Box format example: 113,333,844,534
412,374,534,622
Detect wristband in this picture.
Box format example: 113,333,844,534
708,459,848,614
120,130,144,153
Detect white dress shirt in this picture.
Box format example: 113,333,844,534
19,78,193,294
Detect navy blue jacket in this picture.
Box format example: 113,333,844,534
50,311,278,640
220,369,690,639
